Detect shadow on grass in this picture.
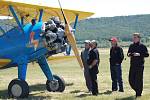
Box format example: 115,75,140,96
71,90,113,98
99,90,113,95
0,89,8,99
0,84,47,99
28,95,52,99
65,82,74,86
70,90,90,98
115,96,135,100
76,93,91,98
70,90,82,94
0,82,73,99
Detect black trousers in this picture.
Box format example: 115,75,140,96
84,68,92,91
129,65,144,96
89,69,98,95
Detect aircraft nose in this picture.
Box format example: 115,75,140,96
41,19,67,55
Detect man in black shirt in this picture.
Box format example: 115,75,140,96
127,33,149,97
109,37,124,92
87,40,99,95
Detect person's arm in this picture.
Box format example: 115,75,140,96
89,51,98,69
117,47,124,64
141,45,149,57
89,60,98,68
81,51,83,61
96,50,100,64
127,45,133,57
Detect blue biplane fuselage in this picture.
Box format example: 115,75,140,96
0,22,48,67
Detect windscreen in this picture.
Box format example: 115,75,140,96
0,17,17,36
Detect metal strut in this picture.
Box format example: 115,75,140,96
9,5,24,33
38,9,44,22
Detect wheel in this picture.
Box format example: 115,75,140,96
46,75,65,92
8,79,29,98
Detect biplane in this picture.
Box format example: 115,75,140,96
0,0,94,98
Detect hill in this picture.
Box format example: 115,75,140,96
75,14,150,47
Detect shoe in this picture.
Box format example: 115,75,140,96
119,89,124,92
136,94,142,98
92,93,98,96
112,89,117,91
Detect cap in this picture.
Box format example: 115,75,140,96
84,40,91,44
91,40,97,43
91,40,98,46
133,33,141,38
109,37,118,42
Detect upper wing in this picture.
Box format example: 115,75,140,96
0,0,94,23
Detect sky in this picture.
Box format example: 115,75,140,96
2,0,150,18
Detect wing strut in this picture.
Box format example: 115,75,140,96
21,17,24,25
8,5,24,33
38,9,44,22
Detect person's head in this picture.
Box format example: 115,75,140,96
109,37,118,47
90,40,97,49
84,40,90,49
132,33,141,43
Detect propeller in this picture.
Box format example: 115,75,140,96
58,0,84,68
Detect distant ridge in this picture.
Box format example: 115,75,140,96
75,14,150,42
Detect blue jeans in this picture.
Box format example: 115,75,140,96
110,64,123,91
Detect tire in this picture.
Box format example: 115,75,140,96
8,79,29,98
46,75,65,92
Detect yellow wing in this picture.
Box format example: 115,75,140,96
0,0,94,23
48,56,75,61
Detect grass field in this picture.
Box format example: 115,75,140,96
0,48,150,100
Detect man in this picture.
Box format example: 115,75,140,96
81,40,92,92
87,40,99,95
127,33,149,97
109,37,124,92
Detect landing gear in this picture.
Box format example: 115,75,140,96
46,75,65,92
8,79,29,98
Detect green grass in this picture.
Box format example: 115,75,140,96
0,48,150,100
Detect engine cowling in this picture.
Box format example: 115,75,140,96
41,19,68,56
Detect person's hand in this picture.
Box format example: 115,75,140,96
133,52,140,56
82,67,84,71
116,63,120,66
127,53,132,57
89,65,93,69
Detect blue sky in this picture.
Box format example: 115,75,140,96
2,0,150,18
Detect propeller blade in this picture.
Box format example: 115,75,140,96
65,25,84,68
58,0,84,68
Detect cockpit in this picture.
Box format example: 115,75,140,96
0,16,17,36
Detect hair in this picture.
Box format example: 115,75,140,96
133,33,141,38
95,42,97,47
